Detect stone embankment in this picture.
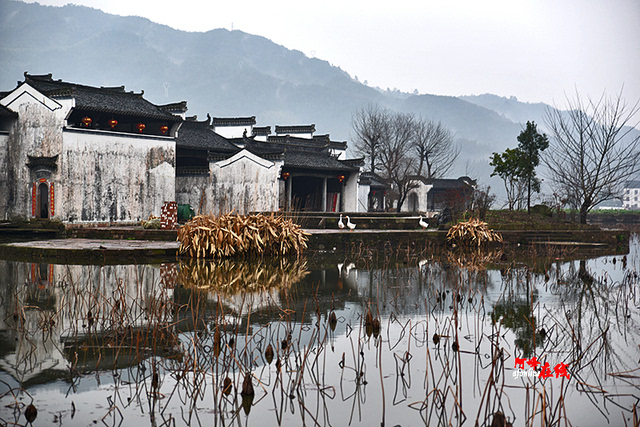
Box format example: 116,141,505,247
0,213,630,263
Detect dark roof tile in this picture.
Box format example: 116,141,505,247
0,104,17,118
23,73,182,122
275,124,315,134
177,119,239,152
211,116,256,126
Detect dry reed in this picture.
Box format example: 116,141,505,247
177,213,309,258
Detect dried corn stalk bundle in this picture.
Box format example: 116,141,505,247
177,213,309,258
177,258,309,292
446,218,503,247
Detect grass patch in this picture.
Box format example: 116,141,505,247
484,210,596,231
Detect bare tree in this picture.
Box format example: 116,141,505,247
351,104,388,173
412,118,460,178
378,112,418,211
544,90,640,223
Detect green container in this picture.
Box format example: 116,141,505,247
178,204,195,221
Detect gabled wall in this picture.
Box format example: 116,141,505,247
176,149,282,216
0,83,67,220
400,180,433,213
0,83,176,223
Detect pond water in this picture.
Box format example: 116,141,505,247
0,239,639,426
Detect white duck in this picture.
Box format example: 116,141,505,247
346,216,356,231
338,214,345,230
419,215,429,229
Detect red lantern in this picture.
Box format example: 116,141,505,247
108,119,118,129
136,123,146,133
282,172,290,180
160,125,169,134
337,175,345,182
81,117,92,127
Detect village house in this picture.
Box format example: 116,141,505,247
0,73,365,223
623,180,640,210
0,73,182,224
175,118,362,214
401,176,476,215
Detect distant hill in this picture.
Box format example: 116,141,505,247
459,94,551,128
0,0,585,201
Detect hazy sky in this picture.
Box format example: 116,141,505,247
25,0,640,109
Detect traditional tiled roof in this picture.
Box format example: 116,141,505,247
282,150,357,171
176,117,239,152
211,116,256,126
360,172,389,187
21,73,182,122
340,157,365,168
244,138,355,172
0,104,17,118
266,134,347,151
252,126,271,135
275,124,315,134
267,135,323,147
410,175,476,188
158,101,188,114
313,134,348,150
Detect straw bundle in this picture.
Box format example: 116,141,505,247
177,213,309,258
446,218,503,247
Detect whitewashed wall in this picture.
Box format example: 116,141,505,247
0,84,67,220
175,174,210,214
176,150,282,215
212,125,252,139
400,180,433,213
357,181,370,212
62,130,175,223
343,171,360,212
0,83,177,223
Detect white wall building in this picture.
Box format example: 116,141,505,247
0,73,183,224
623,181,640,210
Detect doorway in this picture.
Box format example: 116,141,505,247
37,182,49,219
408,192,419,212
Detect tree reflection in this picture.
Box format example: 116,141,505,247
0,243,638,426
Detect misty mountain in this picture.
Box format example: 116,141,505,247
1,0,591,201
459,94,551,129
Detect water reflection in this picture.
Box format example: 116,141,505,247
177,258,309,315
0,242,638,426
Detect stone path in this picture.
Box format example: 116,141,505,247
6,238,180,250
0,238,180,263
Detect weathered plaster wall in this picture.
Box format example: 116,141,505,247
0,133,9,220
0,92,67,220
176,174,211,215
176,150,281,216
210,151,281,215
61,130,175,223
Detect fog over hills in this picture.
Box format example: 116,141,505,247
2,0,612,202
